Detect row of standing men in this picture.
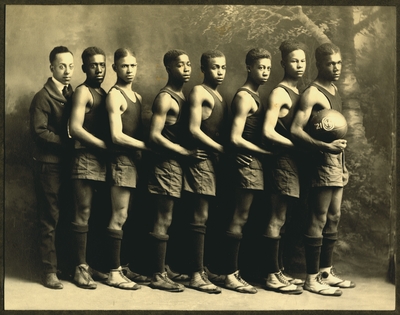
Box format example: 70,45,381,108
30,40,355,296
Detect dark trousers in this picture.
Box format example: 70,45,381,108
33,160,70,274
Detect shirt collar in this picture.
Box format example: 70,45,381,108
52,77,68,94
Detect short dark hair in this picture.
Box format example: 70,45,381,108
81,46,106,65
49,46,73,64
200,50,225,68
163,49,188,67
114,48,136,64
245,48,271,66
315,43,340,64
279,39,307,61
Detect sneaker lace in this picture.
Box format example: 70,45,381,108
161,272,178,285
234,272,249,286
316,273,329,286
118,270,131,282
200,271,212,284
330,267,343,280
276,271,291,285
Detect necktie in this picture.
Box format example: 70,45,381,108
62,85,71,99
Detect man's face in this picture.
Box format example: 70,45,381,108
83,54,106,85
203,56,226,86
114,55,137,84
283,49,306,79
168,54,191,83
51,52,74,85
318,52,342,81
248,58,271,85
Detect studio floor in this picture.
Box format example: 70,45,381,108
4,272,395,311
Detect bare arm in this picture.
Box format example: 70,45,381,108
230,91,271,155
290,86,346,154
188,86,224,153
106,89,148,150
69,86,107,149
263,87,295,148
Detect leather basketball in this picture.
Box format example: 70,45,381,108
309,109,348,142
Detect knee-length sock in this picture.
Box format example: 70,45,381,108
304,234,323,274
188,223,207,273
223,231,243,275
107,228,123,270
71,222,89,266
149,232,169,274
261,235,281,277
320,232,338,269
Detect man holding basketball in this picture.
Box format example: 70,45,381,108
291,42,355,296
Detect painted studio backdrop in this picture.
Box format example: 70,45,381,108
5,5,396,284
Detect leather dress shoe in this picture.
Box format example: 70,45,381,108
73,264,97,289
88,266,108,281
42,272,63,289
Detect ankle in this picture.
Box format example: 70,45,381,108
319,266,331,273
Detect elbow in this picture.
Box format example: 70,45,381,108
190,128,201,140
290,126,300,141
263,129,274,142
148,133,159,146
69,125,78,139
230,135,240,147
111,133,123,146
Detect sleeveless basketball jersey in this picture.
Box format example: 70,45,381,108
110,86,142,151
234,87,264,145
199,84,225,142
309,82,343,112
275,84,300,140
155,87,186,144
74,83,108,149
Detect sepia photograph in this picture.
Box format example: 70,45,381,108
4,4,396,311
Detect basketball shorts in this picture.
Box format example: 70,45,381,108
266,153,300,198
71,149,107,181
311,151,349,187
148,156,183,198
235,155,264,190
109,152,138,188
183,158,217,196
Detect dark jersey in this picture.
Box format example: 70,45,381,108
275,84,300,140
154,87,186,144
309,82,342,112
233,87,264,146
196,84,226,146
109,86,142,152
74,83,108,149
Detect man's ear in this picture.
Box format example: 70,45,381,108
81,64,86,73
50,64,54,73
112,64,116,72
280,60,285,68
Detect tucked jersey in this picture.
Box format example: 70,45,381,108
154,87,186,144
74,83,109,149
234,87,264,146
109,86,142,152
